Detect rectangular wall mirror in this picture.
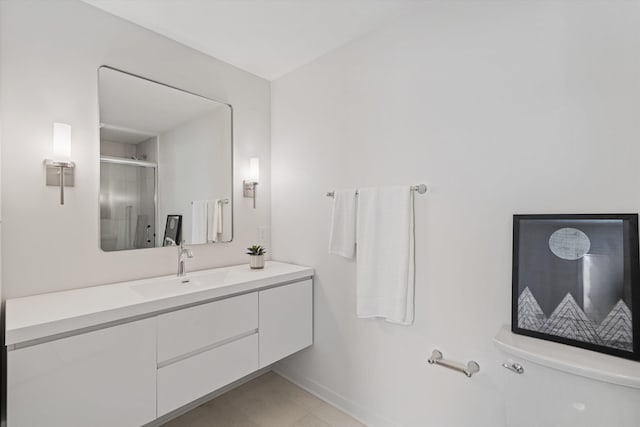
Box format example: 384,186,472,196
98,66,233,251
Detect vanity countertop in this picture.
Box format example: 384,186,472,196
5,261,313,347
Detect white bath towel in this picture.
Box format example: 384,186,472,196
356,186,415,325
328,189,357,258
207,199,223,243
191,200,208,244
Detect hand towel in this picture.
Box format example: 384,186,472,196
191,200,208,244
206,199,223,243
216,200,224,234
356,186,415,325
328,189,357,258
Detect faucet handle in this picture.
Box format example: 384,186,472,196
179,240,194,258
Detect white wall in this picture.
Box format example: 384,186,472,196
100,140,137,158
271,1,640,426
0,0,270,298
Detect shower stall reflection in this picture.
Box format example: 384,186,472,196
100,158,156,251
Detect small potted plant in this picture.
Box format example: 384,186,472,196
247,245,267,269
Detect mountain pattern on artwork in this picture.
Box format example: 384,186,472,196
597,300,633,351
540,293,602,344
517,287,546,330
518,287,632,351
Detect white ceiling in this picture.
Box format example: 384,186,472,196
82,0,416,80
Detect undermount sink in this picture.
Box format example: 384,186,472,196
130,270,229,298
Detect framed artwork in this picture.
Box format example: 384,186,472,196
512,214,639,360
163,214,182,246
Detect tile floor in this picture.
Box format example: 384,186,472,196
163,371,366,427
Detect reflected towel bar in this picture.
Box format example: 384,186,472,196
326,184,427,198
190,199,230,205
427,349,480,378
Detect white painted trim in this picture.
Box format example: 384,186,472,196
273,364,400,427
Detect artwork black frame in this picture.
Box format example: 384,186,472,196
163,214,182,246
512,214,640,361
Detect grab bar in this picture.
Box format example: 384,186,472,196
427,349,480,378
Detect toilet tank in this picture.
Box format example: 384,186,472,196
495,326,640,427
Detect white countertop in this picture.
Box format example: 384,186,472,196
6,261,313,347
494,324,640,389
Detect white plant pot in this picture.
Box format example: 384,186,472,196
249,254,265,269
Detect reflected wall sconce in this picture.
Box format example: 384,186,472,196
44,122,75,205
243,157,259,209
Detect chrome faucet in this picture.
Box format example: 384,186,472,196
177,241,193,277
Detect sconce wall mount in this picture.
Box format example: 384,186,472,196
243,180,258,207
243,157,259,209
44,160,75,205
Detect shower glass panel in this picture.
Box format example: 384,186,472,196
100,161,156,251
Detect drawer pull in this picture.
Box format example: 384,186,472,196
157,329,258,369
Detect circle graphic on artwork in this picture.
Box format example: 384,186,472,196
169,218,177,229
548,227,590,260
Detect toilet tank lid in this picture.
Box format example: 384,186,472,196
494,325,640,389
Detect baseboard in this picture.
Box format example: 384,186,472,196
273,364,400,427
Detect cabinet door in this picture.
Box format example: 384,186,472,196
259,279,313,368
7,318,156,427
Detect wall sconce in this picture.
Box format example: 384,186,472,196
243,157,259,208
44,122,75,205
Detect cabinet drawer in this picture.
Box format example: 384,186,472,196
157,333,258,416
157,292,258,363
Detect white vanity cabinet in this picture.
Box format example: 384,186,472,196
7,318,157,427
5,262,313,427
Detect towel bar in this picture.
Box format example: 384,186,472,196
190,199,229,205
326,184,427,198
427,349,480,378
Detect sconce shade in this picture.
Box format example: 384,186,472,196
249,157,260,183
53,122,71,161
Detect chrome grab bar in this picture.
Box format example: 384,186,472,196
427,349,480,378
